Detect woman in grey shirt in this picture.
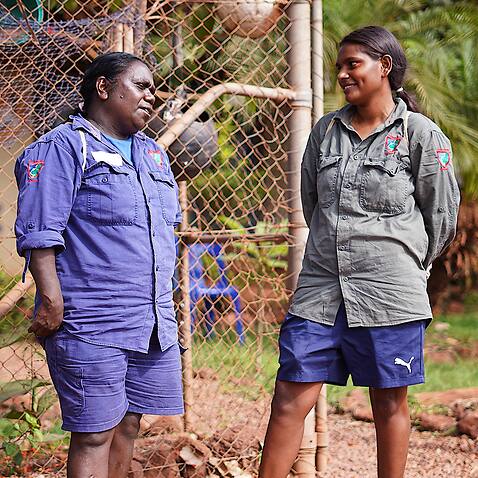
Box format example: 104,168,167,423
259,26,459,478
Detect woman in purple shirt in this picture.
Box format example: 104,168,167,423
15,53,183,478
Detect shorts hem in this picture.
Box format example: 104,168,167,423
61,405,129,433
353,375,425,388
277,371,346,386
127,405,184,416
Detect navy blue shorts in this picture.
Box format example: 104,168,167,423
277,303,428,388
44,329,184,433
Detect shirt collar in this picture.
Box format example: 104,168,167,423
334,98,408,133
69,114,147,142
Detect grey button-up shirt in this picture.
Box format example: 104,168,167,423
289,99,460,327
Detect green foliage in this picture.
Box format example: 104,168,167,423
218,216,288,272
323,0,478,198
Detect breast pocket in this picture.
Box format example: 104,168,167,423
80,163,138,225
359,157,410,214
316,155,342,208
149,170,179,226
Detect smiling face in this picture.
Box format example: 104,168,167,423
98,61,155,137
336,43,391,106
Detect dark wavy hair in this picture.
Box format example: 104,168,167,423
79,52,147,115
340,26,420,112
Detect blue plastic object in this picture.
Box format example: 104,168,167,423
188,242,244,344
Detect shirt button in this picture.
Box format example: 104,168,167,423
341,215,349,220
438,207,445,213
101,177,108,183
343,277,349,282
152,231,156,236
27,222,35,229
353,155,359,160
338,245,346,251
155,265,160,271
344,183,352,189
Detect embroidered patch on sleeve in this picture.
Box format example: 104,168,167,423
435,149,451,171
384,135,401,155
27,160,45,182
149,149,165,168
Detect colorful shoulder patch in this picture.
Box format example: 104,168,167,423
384,135,401,155
27,160,45,182
435,149,451,171
148,149,166,169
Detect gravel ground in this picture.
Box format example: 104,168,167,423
319,413,478,478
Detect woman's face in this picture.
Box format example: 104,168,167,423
104,61,155,136
336,43,389,106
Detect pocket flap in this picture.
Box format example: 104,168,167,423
317,155,342,172
84,162,128,179
363,157,402,176
149,170,175,187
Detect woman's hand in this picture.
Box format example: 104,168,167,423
28,248,64,337
29,291,64,336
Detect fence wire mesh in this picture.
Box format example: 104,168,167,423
0,1,300,476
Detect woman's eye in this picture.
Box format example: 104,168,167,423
349,61,358,68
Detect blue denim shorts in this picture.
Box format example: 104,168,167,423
277,303,428,388
44,328,184,433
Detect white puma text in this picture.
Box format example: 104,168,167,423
394,356,414,373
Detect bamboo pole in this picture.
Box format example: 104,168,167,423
0,274,34,318
311,0,328,473
112,22,124,51
286,1,314,476
124,24,135,54
178,182,194,431
133,0,147,55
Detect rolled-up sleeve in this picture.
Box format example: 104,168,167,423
412,129,460,268
15,139,82,257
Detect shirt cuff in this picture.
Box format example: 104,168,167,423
16,231,65,257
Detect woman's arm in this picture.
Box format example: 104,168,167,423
28,248,64,336
412,127,460,269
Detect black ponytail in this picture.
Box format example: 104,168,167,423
395,89,420,114
340,26,420,113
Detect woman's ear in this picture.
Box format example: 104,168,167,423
96,77,109,101
380,55,393,78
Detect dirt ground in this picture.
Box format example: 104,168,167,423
1,343,477,477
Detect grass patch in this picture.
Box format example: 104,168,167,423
429,312,478,342
191,312,478,404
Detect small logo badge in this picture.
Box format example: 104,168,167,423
149,149,165,168
436,149,451,171
384,135,401,155
27,160,44,182
394,356,414,374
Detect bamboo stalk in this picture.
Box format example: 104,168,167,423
0,274,34,319
112,23,124,52
178,181,194,431
124,24,134,54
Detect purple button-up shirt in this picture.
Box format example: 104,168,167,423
15,115,182,352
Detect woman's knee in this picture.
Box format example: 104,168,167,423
271,381,321,419
71,429,114,449
116,413,142,440
370,387,408,418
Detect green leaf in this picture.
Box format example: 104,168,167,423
35,387,57,415
3,441,20,458
23,412,39,429
0,379,50,403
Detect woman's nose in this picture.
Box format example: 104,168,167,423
337,68,349,80
145,89,155,103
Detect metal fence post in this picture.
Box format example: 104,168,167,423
286,1,314,476
311,0,329,473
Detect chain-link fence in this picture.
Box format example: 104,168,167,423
0,1,319,476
